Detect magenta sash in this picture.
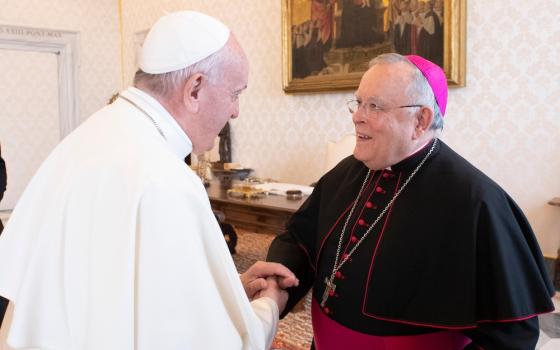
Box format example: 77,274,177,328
312,299,472,350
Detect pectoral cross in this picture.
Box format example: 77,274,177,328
320,276,336,308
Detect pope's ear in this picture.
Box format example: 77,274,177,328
183,73,203,113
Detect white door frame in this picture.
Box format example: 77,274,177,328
0,24,80,137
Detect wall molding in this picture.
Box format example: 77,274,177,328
0,24,80,138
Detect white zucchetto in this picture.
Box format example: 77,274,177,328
139,11,230,74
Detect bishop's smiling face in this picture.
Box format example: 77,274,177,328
352,62,422,170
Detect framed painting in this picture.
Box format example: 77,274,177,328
282,0,466,93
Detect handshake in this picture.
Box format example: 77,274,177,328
239,261,299,313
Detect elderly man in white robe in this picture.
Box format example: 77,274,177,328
0,11,297,350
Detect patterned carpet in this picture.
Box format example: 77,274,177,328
232,229,312,350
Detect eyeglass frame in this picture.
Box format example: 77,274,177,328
347,99,423,116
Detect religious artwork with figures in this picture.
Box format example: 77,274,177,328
283,0,465,92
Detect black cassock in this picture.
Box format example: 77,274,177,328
268,139,554,349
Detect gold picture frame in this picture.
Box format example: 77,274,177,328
282,0,466,93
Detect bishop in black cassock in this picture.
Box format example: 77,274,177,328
267,54,554,349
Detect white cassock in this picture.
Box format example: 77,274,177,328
0,87,278,350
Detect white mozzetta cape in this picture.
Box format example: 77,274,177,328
0,88,278,350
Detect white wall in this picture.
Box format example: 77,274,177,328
0,0,121,127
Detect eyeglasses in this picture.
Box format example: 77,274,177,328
347,99,423,116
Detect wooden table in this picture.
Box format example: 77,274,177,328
206,180,307,234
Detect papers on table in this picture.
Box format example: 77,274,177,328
254,182,314,196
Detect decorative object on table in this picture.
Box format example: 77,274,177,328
211,167,252,180
255,182,314,197
211,163,253,189
286,190,303,200
282,0,466,93
227,183,267,199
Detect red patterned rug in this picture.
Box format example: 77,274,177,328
232,229,312,350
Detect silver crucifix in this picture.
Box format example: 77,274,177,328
320,276,336,307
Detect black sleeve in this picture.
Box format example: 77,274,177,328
0,156,6,202
463,317,540,350
267,180,324,318
267,231,315,318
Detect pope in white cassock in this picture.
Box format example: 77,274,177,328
0,11,297,350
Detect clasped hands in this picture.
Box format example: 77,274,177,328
240,261,299,313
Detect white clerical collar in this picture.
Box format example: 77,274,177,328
120,87,192,160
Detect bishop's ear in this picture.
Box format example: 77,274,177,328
413,106,434,137
182,73,204,112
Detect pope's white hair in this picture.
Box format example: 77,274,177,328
133,38,242,99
